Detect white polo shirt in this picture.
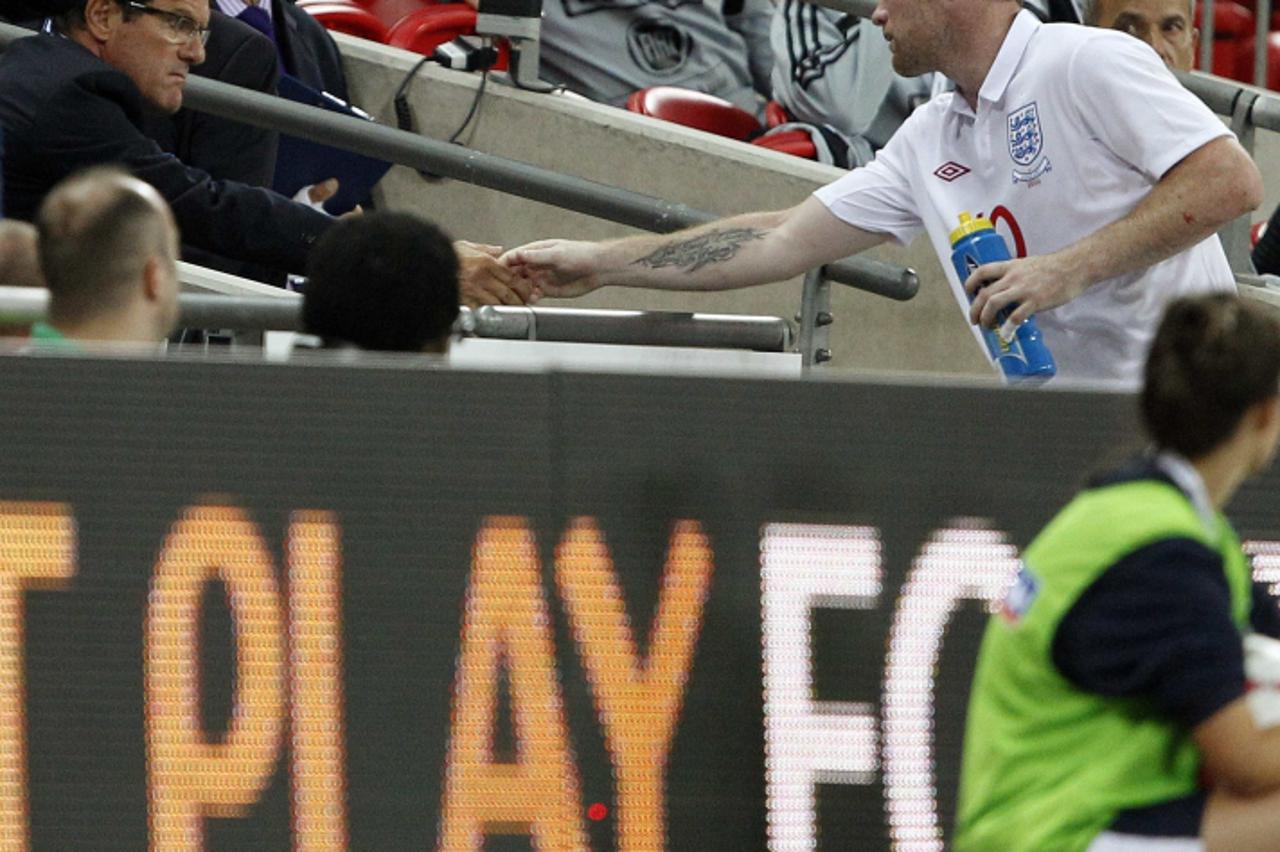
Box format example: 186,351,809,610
814,11,1234,383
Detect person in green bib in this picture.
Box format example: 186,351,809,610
31,166,181,347
957,293,1280,852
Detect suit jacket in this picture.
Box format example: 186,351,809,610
274,0,349,100
145,10,280,187
0,34,332,274
144,10,285,280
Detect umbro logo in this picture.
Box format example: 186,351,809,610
933,161,971,182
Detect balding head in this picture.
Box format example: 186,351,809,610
35,168,180,341
0,220,42,337
0,220,42,289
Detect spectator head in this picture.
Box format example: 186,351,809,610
1087,0,1196,71
35,167,181,343
1142,293,1280,468
0,220,42,289
0,220,43,336
58,0,209,113
303,212,460,354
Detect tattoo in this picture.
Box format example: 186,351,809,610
631,228,767,273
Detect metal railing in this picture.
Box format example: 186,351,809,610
0,284,794,351
0,22,915,368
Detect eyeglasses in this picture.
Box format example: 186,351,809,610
121,0,211,46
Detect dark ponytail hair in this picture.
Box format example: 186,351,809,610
1141,293,1280,458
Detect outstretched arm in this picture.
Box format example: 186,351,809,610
501,197,890,298
967,136,1263,328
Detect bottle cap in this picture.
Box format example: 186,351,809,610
949,211,994,246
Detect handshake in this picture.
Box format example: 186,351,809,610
455,238,601,308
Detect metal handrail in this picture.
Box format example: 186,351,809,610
0,285,794,350
0,23,917,305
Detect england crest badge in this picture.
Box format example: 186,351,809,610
998,561,1040,625
1007,102,1052,185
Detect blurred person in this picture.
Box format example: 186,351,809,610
537,0,774,118
0,0,531,305
0,220,41,288
955,293,1280,851
33,168,181,345
213,0,349,100
302,211,459,353
769,0,1079,167
0,219,43,336
505,0,1261,383
1087,0,1196,70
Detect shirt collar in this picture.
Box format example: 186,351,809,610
1153,450,1218,533
948,9,1041,117
218,0,273,22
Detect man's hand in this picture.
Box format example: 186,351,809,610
455,241,538,307
500,240,603,299
965,252,1091,329
293,178,340,212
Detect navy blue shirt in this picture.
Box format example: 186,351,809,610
1049,459,1280,836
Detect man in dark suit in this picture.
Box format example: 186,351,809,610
221,0,348,98
207,0,349,210
0,0,330,275
0,0,533,300
141,8,286,282
145,8,279,187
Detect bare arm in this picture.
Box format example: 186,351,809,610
968,136,1263,327
1196,697,1280,797
501,197,889,298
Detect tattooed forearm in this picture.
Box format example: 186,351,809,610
631,228,768,273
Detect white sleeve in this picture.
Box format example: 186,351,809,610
811,116,925,245
1067,33,1231,181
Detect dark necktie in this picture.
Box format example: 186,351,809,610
237,3,277,47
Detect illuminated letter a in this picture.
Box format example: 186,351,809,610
437,517,587,850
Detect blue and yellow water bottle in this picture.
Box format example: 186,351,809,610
949,212,1056,382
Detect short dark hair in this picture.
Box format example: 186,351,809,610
1141,293,1280,458
35,167,174,325
303,212,460,353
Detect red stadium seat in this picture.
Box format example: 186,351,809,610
625,86,762,141
764,100,791,129
386,5,510,69
363,0,437,30
1193,1,1256,81
300,1,391,42
751,128,818,159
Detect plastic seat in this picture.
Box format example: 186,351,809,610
361,0,435,30
625,86,762,141
386,5,510,69
751,128,817,159
300,1,390,42
1270,31,1280,90
764,100,791,130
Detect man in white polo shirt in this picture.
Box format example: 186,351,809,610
503,0,1262,383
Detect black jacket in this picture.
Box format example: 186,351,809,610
145,10,280,187
0,33,332,274
275,0,349,99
